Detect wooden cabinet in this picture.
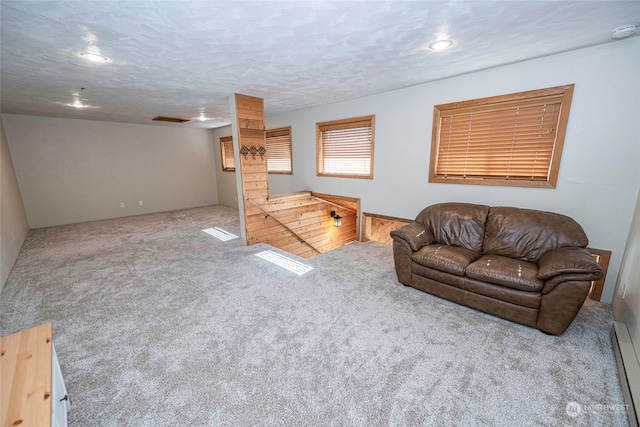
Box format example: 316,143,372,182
1,323,70,427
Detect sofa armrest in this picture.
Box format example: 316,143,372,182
537,280,591,334
537,247,603,280
390,223,433,252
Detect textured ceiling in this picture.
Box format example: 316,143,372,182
1,1,639,128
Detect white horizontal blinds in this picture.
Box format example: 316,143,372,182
319,117,373,177
436,97,562,181
220,136,235,171
265,127,292,173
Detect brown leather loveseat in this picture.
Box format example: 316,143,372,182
390,203,603,335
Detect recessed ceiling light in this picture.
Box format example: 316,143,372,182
428,39,453,51
612,23,639,40
58,98,98,109
54,98,98,109
80,52,108,62
61,100,98,109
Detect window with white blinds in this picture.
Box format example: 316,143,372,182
316,115,375,179
266,127,292,174
220,136,235,172
429,85,574,188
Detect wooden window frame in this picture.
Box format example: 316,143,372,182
429,84,574,188
266,126,293,175
316,115,375,179
220,136,235,172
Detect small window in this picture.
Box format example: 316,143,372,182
266,127,293,174
316,115,375,179
220,136,235,172
429,84,574,188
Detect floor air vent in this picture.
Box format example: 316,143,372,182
152,116,191,123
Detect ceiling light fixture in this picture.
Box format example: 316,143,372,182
62,100,98,109
80,52,108,62
428,39,453,51
612,23,639,40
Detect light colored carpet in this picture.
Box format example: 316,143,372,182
0,205,627,426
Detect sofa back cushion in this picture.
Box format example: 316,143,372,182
415,203,490,253
483,207,589,262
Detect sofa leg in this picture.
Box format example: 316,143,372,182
402,283,411,287
540,330,557,336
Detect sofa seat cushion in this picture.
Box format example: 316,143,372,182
466,255,543,292
411,244,481,276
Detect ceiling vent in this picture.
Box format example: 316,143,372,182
152,116,191,123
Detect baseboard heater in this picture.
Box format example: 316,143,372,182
612,321,640,427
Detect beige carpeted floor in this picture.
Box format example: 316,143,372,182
0,205,628,426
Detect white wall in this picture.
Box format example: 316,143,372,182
4,115,218,228
264,37,640,304
612,189,640,362
0,118,30,291
212,126,238,210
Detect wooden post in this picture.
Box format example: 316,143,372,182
232,94,268,245
229,94,359,258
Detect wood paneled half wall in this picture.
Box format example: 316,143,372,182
245,192,359,259
233,94,358,258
